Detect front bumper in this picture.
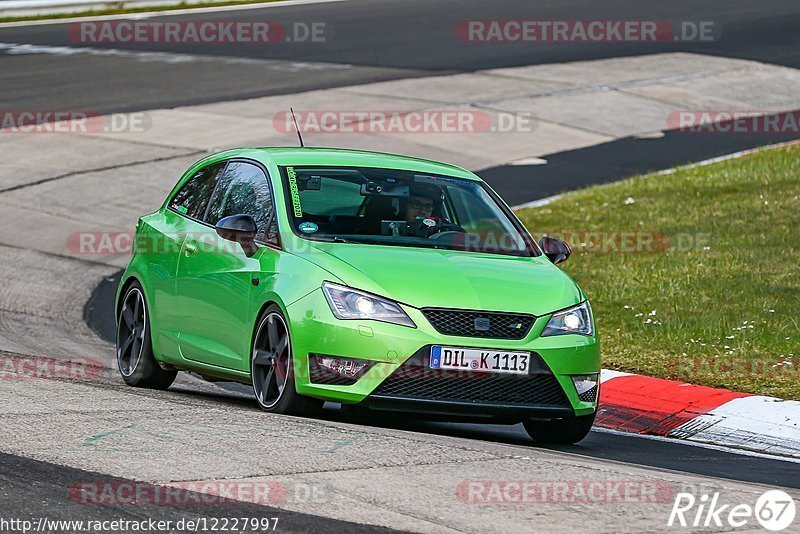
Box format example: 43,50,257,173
287,288,600,419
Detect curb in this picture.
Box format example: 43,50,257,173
597,369,800,458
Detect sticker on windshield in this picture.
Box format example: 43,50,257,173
298,221,318,234
286,166,303,218
423,218,437,227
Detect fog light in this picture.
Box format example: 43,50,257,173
315,355,371,379
572,374,599,402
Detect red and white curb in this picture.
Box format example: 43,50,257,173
597,370,800,458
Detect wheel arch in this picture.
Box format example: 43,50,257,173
116,275,141,318
115,274,156,335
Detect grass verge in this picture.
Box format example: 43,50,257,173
516,144,800,399
0,0,282,23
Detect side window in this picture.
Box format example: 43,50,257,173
169,162,225,219
205,161,277,244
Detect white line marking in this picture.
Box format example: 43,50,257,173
510,138,800,211
592,426,800,465
656,138,800,175
509,156,548,166
599,369,633,383
670,396,800,458
511,194,562,211
0,41,352,70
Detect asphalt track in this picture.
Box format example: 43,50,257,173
3,0,799,207
84,273,800,491
1,0,800,114
3,0,800,529
0,452,399,533
479,113,800,206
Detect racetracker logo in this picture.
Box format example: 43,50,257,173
272,110,535,134
457,20,719,43
70,481,327,506
70,481,289,506
0,354,105,381
667,355,798,379
530,231,712,254
69,20,329,44
457,479,675,504
0,111,150,134
667,111,800,134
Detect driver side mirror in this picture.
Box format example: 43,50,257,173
215,214,259,257
539,235,571,265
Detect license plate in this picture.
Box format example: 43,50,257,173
429,346,530,375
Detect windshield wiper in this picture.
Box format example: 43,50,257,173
311,235,356,244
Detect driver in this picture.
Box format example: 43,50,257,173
403,184,439,224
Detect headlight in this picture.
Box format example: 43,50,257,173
542,301,594,337
322,282,416,328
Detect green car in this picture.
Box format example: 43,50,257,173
115,147,600,444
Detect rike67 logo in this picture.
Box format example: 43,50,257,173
669,489,796,531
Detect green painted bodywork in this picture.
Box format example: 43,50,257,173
117,147,600,416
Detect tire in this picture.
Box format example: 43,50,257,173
251,305,322,416
523,412,596,445
116,281,177,390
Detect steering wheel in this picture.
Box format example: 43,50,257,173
407,217,466,238
426,221,467,240
427,230,466,242
435,221,466,233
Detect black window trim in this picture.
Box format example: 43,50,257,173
482,182,542,257
200,160,231,224
166,157,281,251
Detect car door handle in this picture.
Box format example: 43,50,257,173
184,240,197,256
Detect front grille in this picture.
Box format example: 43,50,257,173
578,385,598,403
422,308,535,339
371,350,570,406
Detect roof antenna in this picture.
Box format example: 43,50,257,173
290,107,304,147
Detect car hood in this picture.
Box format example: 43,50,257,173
295,242,583,315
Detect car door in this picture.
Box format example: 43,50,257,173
149,161,226,359
174,160,279,371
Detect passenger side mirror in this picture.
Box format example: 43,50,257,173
539,236,570,265
215,214,259,257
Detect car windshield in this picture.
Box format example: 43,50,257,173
280,165,537,257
